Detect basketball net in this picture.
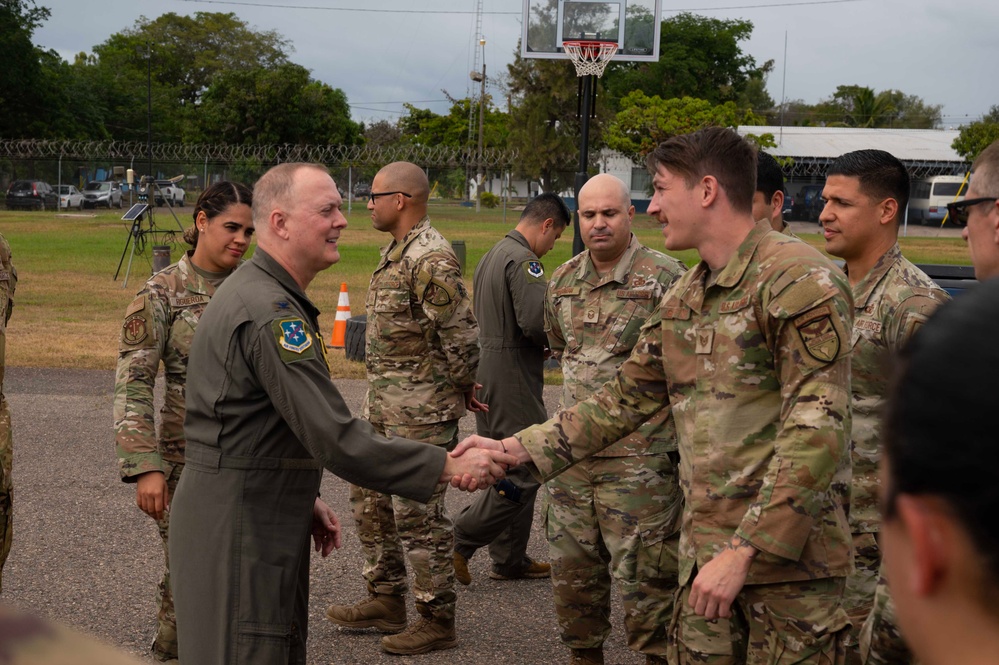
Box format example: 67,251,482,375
563,40,618,78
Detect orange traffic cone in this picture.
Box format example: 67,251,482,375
331,282,350,348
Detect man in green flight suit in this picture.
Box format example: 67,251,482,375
170,163,515,665
452,192,570,585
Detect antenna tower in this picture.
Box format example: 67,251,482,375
466,0,484,199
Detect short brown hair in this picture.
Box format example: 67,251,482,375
646,127,756,213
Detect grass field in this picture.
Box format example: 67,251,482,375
0,204,971,376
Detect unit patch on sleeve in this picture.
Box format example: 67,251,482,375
526,260,544,278
122,313,148,346
273,317,314,362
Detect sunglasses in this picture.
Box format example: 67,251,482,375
945,197,998,226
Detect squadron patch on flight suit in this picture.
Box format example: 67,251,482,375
525,260,544,279
273,317,316,363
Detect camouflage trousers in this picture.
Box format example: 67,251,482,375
843,532,881,646
545,452,681,657
670,576,850,665
348,420,458,619
857,562,912,665
0,397,11,593
151,461,182,661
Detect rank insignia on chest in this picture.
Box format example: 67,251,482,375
278,318,313,353
527,261,544,278
694,327,714,354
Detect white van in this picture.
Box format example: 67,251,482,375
908,175,969,226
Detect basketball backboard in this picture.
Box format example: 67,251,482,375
521,0,661,62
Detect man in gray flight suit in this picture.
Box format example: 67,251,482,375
169,163,515,665
452,193,571,584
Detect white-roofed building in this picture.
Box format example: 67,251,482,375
740,125,967,178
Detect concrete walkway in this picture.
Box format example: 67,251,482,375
2,367,640,664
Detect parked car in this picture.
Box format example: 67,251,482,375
82,180,123,209
154,180,185,207
5,179,59,211
353,182,371,198
56,184,84,210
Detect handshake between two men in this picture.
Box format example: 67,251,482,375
441,435,530,491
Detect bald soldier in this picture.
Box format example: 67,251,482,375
542,174,685,665
170,163,514,665
327,162,482,656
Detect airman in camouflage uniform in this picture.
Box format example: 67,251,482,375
114,252,226,661
541,174,684,665
328,162,479,656
819,150,948,662
753,151,795,236
460,130,855,664
114,180,253,662
0,232,16,591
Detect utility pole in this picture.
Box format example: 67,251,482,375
466,0,484,203
146,42,153,180
475,38,486,213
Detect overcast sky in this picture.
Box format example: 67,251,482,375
34,0,997,130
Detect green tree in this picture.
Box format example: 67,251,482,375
779,85,940,128
606,91,764,159
603,13,773,111
505,52,609,192
81,12,292,142
399,98,508,149
93,12,289,107
0,0,50,137
362,119,405,148
191,63,361,146
953,106,999,162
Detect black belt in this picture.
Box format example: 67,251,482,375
186,440,322,471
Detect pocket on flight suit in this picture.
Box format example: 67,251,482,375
237,560,295,661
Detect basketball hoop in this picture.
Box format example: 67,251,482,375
563,40,618,78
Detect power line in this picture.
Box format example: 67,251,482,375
174,0,870,13
175,0,519,13
666,0,867,11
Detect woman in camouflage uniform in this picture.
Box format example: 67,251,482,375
113,181,253,662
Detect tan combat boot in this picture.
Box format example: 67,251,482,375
381,613,457,655
488,557,551,580
569,647,604,665
325,593,407,634
453,551,472,586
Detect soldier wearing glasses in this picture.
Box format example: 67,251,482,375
327,162,481,656
955,139,999,281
